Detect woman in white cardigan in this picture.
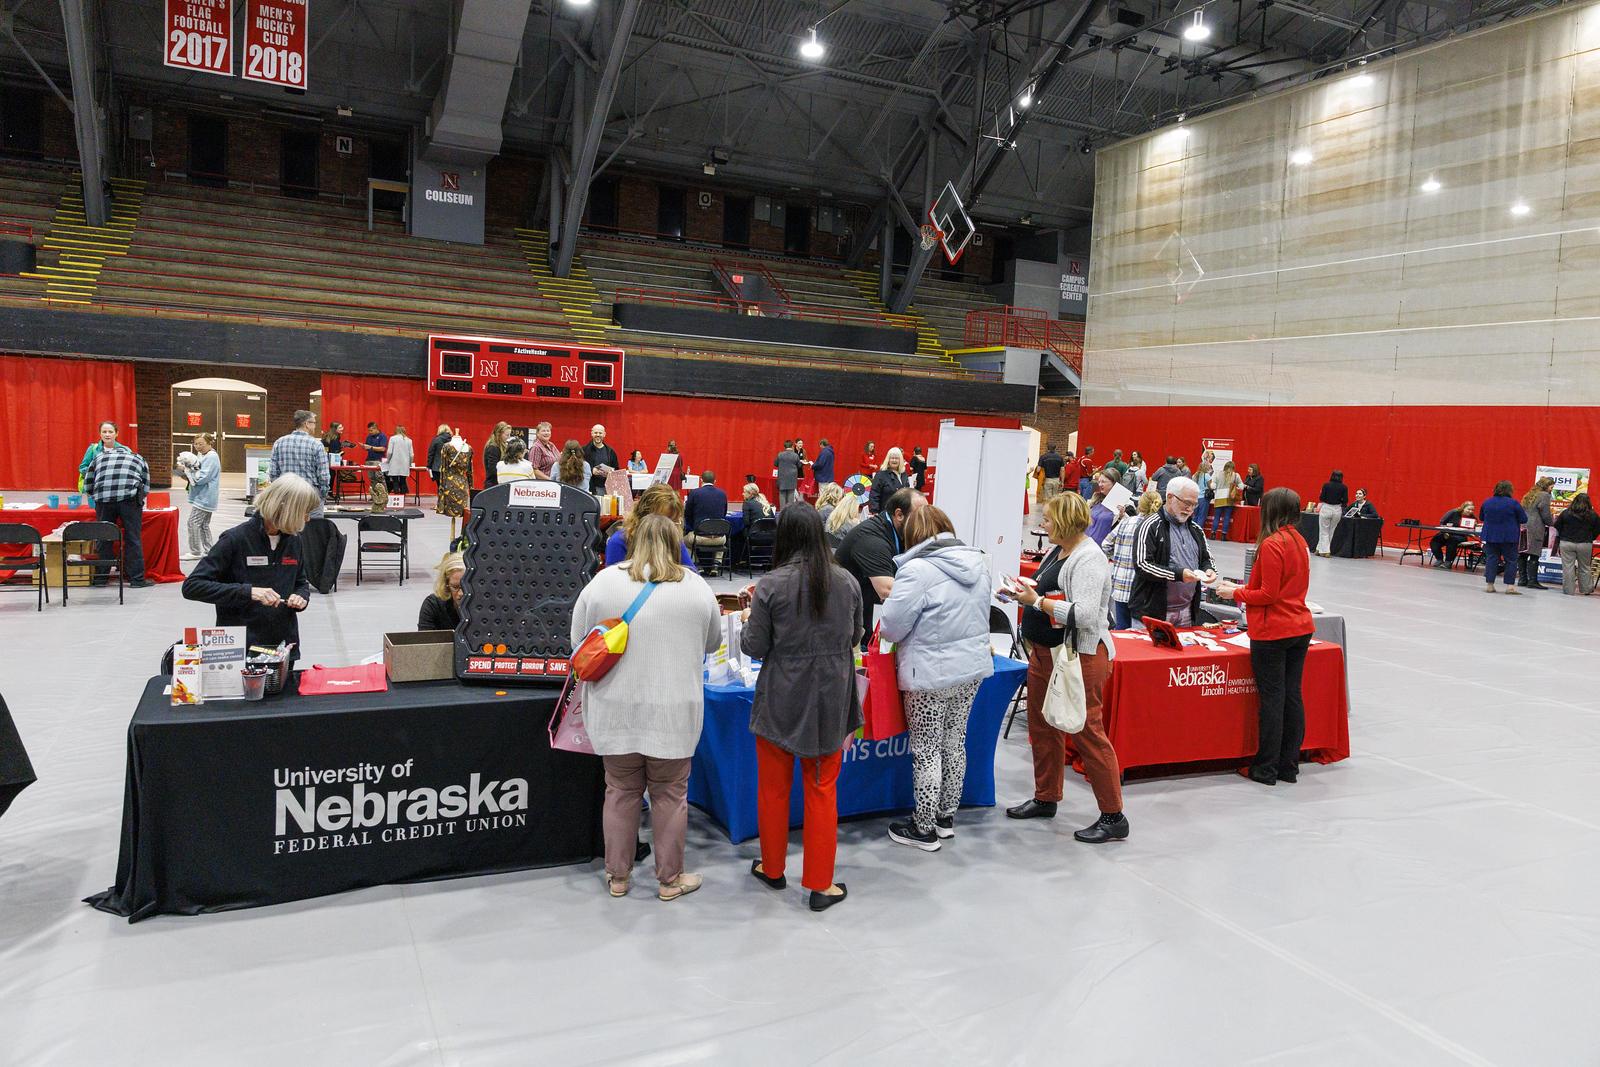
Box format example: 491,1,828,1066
570,514,722,901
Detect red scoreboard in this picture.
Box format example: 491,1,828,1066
426,334,625,405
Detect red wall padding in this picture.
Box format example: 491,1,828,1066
1,354,138,491
320,374,1018,497
1079,405,1600,532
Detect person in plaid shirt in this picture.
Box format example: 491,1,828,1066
85,433,154,587
1100,488,1161,630
269,410,330,517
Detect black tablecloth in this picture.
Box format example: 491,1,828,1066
86,675,602,922
0,693,37,821
1296,512,1383,558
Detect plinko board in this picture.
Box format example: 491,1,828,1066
455,481,599,685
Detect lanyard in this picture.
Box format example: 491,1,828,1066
885,515,900,554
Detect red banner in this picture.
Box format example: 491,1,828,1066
242,0,308,89
164,0,234,76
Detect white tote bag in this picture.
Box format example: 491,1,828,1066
1042,643,1088,734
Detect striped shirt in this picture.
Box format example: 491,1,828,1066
1102,513,1141,604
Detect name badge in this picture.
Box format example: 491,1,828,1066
247,555,270,566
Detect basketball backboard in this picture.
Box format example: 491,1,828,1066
928,181,976,265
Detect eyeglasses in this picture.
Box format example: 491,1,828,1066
1171,496,1200,508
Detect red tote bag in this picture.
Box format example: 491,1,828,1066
860,627,906,740
297,663,389,695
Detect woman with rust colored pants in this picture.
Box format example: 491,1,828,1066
1005,492,1128,844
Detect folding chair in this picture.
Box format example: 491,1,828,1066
689,518,731,576
1002,633,1032,740
355,515,408,586
0,523,49,611
741,516,778,577
60,520,123,605
989,604,1020,659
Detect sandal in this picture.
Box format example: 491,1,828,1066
657,873,703,901
605,874,630,898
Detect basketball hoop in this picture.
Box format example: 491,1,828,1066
919,223,941,252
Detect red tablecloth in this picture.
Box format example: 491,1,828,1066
1226,505,1260,543
1091,629,1349,774
0,506,184,583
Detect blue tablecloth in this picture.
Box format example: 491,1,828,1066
688,654,1027,842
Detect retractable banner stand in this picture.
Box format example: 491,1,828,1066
242,0,308,90
933,421,1031,602
164,0,234,76
1201,437,1234,469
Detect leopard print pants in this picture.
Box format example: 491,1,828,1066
902,679,982,834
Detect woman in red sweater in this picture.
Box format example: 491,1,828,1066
1217,487,1315,785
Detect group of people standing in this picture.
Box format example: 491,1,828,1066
1041,444,1264,544
1429,478,1599,596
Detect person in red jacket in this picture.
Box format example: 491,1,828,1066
860,441,878,477
1216,487,1315,785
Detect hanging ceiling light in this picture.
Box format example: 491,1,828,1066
1510,201,1531,216
799,26,825,60
1183,9,1210,42
1420,177,1441,193
1289,148,1313,166
565,0,593,6
1019,82,1035,109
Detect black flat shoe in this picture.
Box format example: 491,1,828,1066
1074,812,1130,844
1006,799,1057,820
1238,767,1276,786
809,884,847,912
750,858,786,891
1278,772,1298,783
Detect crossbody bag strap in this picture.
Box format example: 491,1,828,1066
621,581,657,624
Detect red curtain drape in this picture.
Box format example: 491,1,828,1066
2,353,138,491
320,373,1017,498
1079,404,1600,533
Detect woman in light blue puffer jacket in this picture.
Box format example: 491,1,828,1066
183,432,222,558
876,505,994,852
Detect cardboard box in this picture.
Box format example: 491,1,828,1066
384,630,456,682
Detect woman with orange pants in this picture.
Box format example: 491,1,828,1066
1005,492,1129,844
740,504,862,911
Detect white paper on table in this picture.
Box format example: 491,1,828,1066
1224,632,1253,649
1100,481,1134,516
3,502,43,510
1306,599,1325,614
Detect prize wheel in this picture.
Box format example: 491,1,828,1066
844,474,871,498
455,481,600,684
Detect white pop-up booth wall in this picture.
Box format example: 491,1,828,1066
932,421,1031,602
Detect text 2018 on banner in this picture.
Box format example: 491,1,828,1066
242,0,308,90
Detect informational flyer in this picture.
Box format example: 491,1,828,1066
1537,465,1590,515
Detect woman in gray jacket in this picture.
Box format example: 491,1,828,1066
741,504,861,911
876,505,994,852
1518,477,1556,589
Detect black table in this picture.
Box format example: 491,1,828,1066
1297,511,1384,558
0,693,36,821
86,675,603,922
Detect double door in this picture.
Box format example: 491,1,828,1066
171,387,269,471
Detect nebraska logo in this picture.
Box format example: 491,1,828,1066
440,171,459,191
425,172,475,206
1168,664,1227,688
507,481,561,509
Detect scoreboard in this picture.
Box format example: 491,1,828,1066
426,334,624,405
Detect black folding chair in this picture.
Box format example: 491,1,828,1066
60,520,123,605
989,604,1020,659
0,523,48,611
1002,633,1033,740
689,518,731,576
741,516,778,577
355,515,408,586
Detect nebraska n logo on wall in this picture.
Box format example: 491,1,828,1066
441,172,460,191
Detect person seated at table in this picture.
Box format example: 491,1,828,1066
1131,476,1214,627
683,471,729,574
182,474,316,659
418,551,464,630
1345,488,1379,519
627,449,649,473
495,438,535,483
570,514,722,901
824,492,861,550
1006,492,1128,843
1430,500,1477,568
740,504,861,911
877,505,994,852
605,483,695,569
742,482,774,530
1215,488,1315,785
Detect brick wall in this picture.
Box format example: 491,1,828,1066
318,129,370,200
134,362,322,483
1022,396,1079,451
487,154,540,227
616,177,657,234
685,188,722,243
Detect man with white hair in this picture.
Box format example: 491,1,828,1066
582,423,619,494
1130,475,1215,627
